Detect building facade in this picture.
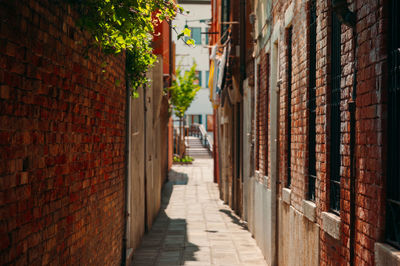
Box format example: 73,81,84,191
173,0,213,132
211,0,400,265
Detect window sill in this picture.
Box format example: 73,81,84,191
255,171,269,187
321,212,341,240
255,170,261,180
375,242,400,266
282,188,291,205
302,200,316,223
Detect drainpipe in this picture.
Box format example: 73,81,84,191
349,17,358,266
332,1,357,265
122,55,131,266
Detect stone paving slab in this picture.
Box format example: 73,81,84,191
131,159,268,266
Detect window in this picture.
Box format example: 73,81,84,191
198,71,202,87
205,27,210,45
194,71,201,86
191,27,202,45
264,54,270,172
330,13,341,213
386,0,400,249
256,64,261,171
308,0,317,201
286,26,293,188
205,71,209,88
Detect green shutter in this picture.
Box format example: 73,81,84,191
205,71,209,88
198,71,202,87
191,27,202,45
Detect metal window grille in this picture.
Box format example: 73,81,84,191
307,0,317,201
386,0,400,249
287,26,293,188
264,53,270,173
330,13,341,213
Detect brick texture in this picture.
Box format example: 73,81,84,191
0,1,126,265
255,52,269,181
253,0,391,265
353,0,388,264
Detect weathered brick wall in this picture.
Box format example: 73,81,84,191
255,52,269,179
315,0,388,264
275,1,309,209
316,1,388,264
252,0,390,265
0,1,126,265
313,0,335,263
353,0,388,263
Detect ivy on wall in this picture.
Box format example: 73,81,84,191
68,0,191,95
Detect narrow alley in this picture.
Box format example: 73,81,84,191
1,0,399,265
132,149,267,266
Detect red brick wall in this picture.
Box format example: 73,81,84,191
276,5,310,208
255,52,269,179
317,1,389,264
313,0,334,263
315,0,389,264
253,0,390,264
255,64,260,171
353,0,388,263
0,1,126,265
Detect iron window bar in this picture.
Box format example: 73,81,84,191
386,0,400,249
307,0,317,201
330,12,342,214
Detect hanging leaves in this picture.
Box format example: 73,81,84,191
68,0,192,94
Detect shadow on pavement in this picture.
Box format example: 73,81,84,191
219,209,248,230
167,169,189,185
131,170,199,266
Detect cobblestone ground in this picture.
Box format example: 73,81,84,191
131,158,268,266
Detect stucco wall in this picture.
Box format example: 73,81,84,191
126,57,169,261
278,202,320,266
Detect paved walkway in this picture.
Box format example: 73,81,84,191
131,159,268,266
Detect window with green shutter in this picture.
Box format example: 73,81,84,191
191,27,202,45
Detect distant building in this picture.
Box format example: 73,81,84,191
172,0,213,133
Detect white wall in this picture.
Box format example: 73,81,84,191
186,88,212,115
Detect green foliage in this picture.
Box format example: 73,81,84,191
67,0,191,93
173,155,194,163
169,63,201,118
